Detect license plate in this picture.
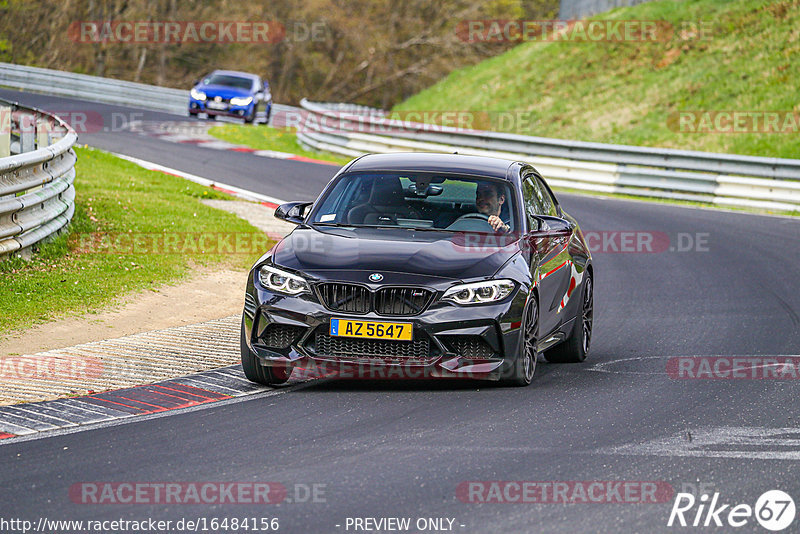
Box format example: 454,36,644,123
207,101,227,110
330,319,412,341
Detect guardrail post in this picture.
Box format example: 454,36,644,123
0,105,10,158
36,116,52,148
19,112,35,153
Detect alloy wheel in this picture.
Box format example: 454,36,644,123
523,301,538,382
582,276,594,355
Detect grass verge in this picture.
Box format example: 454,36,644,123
394,0,800,159
207,124,352,166
0,147,273,334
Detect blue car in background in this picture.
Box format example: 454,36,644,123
189,70,272,124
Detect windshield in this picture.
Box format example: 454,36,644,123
310,172,517,233
202,74,254,90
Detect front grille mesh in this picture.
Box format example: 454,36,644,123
445,336,497,359
314,332,432,363
375,287,433,316
318,283,371,314
260,324,306,349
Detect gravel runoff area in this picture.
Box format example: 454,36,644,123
0,316,240,405
1,200,295,405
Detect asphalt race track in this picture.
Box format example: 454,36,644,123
2,89,800,533
0,89,334,201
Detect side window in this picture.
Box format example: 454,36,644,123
533,176,558,217
522,175,544,229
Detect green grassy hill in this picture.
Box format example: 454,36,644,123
394,0,800,159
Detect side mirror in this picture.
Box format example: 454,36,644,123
529,215,574,238
275,201,313,225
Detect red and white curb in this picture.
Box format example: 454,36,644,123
0,365,282,443
0,149,322,443
128,120,340,166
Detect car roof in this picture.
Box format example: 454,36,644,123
345,153,519,179
209,70,259,80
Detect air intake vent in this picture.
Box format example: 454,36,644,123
244,293,258,319
260,324,307,349
314,332,434,363
444,336,497,359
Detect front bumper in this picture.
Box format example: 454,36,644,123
189,98,255,118
242,271,528,381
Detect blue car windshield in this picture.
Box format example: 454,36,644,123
203,74,254,90
310,172,516,233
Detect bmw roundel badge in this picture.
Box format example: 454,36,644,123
369,273,383,282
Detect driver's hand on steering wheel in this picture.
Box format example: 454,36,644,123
488,215,510,233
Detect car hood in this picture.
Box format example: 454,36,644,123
196,84,252,99
272,227,520,282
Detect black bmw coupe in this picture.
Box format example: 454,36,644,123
241,153,593,387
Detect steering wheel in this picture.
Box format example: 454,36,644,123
459,213,490,222
446,212,495,232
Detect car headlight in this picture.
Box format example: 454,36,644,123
442,279,515,305
190,88,206,101
259,265,310,295
230,96,253,106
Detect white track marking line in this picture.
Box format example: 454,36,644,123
602,427,800,461
110,152,286,206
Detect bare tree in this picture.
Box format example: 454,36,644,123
0,0,558,107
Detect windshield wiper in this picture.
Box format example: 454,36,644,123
400,226,454,232
314,222,468,233
314,223,405,229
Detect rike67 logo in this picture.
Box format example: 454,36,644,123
668,490,795,531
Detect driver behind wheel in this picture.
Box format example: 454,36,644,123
476,182,511,233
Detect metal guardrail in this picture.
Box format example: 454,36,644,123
0,63,297,120
559,0,655,19
1,64,797,212
0,62,189,115
296,99,800,212
0,98,77,259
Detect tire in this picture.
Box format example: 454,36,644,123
244,109,255,124
206,114,216,121
240,318,292,385
501,297,538,387
543,272,593,363
263,106,271,125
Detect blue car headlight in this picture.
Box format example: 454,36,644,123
230,96,254,106
190,88,206,101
